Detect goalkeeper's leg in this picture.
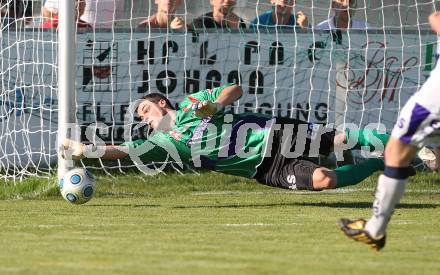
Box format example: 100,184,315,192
311,157,384,190
254,158,383,191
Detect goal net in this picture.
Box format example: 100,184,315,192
0,0,438,180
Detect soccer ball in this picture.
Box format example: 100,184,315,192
418,146,440,172
59,168,96,204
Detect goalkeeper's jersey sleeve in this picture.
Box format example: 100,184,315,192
178,83,234,111
120,132,192,165
123,84,275,178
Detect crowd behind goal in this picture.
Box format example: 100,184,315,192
0,0,435,31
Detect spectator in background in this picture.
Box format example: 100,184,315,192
42,0,61,20
138,0,185,29
81,0,125,28
41,0,89,29
41,0,124,29
250,0,308,29
192,0,246,30
1,0,33,27
315,0,369,29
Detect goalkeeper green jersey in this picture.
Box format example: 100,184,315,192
122,84,274,178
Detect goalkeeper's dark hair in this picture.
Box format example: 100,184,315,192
141,93,176,110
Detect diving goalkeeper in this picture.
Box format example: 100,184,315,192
61,84,390,191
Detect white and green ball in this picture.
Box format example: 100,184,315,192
59,168,96,204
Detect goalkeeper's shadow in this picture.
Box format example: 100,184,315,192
84,204,161,208
172,201,438,209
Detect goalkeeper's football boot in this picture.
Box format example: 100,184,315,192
338,218,386,251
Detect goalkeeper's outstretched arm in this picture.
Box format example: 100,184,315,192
61,139,129,160
100,145,129,160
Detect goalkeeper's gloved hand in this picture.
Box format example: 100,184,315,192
191,100,224,118
60,139,87,160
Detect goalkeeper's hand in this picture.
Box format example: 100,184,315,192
191,100,224,118
60,139,86,160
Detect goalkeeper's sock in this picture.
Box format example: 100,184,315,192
335,158,384,188
345,129,390,151
365,174,407,239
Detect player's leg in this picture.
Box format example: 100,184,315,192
311,168,336,190
255,158,336,191
255,156,384,191
338,138,417,251
312,157,384,190
263,157,383,191
362,137,417,238
339,51,440,250
255,159,321,190
305,128,386,190
333,158,385,188
255,118,388,190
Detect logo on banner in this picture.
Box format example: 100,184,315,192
82,40,118,92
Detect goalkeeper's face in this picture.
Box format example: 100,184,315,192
137,99,169,130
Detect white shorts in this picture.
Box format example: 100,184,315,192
391,66,440,147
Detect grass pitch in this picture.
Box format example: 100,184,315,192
1,172,440,275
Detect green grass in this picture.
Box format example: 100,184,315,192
1,172,440,274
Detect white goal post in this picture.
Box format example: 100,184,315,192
57,0,76,179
